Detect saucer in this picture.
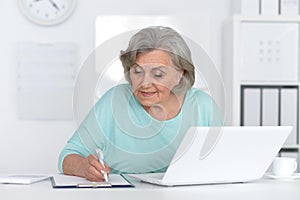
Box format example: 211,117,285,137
265,173,300,180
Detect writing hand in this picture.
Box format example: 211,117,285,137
81,154,110,182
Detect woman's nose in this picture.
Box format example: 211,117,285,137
140,74,153,87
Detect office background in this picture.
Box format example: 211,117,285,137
0,0,231,173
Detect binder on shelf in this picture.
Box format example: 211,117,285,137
281,88,298,146
243,88,261,126
234,0,260,14
262,89,279,126
261,0,279,15
280,0,299,15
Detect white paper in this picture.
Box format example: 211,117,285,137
0,175,49,184
51,174,132,187
16,42,77,120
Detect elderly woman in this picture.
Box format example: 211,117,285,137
59,26,223,181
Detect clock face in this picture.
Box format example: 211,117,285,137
18,0,77,26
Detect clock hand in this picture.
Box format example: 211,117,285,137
48,0,60,11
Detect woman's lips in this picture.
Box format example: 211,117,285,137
140,91,156,97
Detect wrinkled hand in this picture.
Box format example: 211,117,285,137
79,154,110,182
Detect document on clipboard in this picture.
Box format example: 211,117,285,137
51,174,134,188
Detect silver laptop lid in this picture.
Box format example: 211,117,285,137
162,126,292,185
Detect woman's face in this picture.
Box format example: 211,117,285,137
129,50,183,108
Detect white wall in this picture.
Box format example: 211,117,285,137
0,0,232,174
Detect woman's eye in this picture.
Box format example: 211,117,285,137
133,67,143,74
153,71,164,78
155,73,163,78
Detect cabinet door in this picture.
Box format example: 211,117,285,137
240,22,298,82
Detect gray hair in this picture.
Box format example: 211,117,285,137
120,26,195,94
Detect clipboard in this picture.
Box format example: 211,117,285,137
51,174,134,188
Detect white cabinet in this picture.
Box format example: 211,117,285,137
240,22,298,82
224,15,300,169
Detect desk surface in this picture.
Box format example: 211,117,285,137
1,175,300,200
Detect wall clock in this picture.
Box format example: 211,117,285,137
18,0,77,26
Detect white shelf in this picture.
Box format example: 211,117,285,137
233,14,300,22
282,145,300,150
224,15,300,168
239,81,300,86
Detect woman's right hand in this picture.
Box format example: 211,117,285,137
63,154,111,182
79,154,111,182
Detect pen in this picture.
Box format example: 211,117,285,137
96,148,108,182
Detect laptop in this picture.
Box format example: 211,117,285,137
129,126,292,186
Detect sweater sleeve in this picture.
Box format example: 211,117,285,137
58,130,91,173
58,90,112,173
57,107,107,173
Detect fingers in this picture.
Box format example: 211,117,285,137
88,155,110,173
104,162,111,174
85,167,102,182
84,155,110,182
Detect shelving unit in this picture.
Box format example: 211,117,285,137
223,15,300,169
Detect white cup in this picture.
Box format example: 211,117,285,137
272,157,297,176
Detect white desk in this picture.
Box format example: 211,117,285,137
1,176,300,200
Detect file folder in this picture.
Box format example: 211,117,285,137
51,174,134,188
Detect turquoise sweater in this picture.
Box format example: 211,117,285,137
58,84,223,174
